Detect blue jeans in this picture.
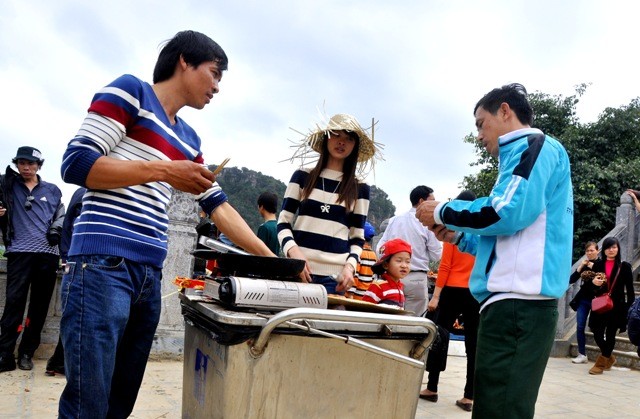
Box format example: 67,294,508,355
575,297,591,355
311,274,342,295
58,255,162,419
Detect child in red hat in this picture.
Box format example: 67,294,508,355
362,238,411,309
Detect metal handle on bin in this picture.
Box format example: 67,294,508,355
249,307,437,368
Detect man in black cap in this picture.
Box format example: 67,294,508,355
0,146,65,372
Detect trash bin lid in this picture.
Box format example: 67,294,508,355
180,293,431,336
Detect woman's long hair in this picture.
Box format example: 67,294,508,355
301,131,360,210
600,237,621,265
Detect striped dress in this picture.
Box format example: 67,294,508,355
277,168,369,275
61,74,227,268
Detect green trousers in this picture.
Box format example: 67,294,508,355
472,299,558,419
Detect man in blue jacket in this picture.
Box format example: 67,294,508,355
416,83,573,418
0,146,65,372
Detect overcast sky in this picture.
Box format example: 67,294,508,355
2,0,640,215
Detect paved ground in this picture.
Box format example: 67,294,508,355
2,350,639,418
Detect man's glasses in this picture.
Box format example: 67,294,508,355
25,195,34,210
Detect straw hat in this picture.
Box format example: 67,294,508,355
308,114,378,162
288,113,383,176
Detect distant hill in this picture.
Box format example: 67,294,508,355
215,166,396,234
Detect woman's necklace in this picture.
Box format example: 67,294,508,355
320,177,341,213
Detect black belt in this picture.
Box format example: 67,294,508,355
410,270,428,273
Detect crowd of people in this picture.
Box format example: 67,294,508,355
0,29,638,419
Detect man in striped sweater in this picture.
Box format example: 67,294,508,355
58,31,273,418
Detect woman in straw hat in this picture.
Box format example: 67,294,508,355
277,113,381,294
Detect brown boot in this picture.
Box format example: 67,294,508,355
589,355,607,375
604,354,616,370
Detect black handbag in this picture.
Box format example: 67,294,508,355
569,294,580,311
426,325,450,372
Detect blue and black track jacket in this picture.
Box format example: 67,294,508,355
433,128,574,309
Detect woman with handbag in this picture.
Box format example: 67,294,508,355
588,237,635,375
568,241,600,364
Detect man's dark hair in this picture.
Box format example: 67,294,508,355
474,83,534,126
257,192,278,214
410,185,434,206
153,30,228,84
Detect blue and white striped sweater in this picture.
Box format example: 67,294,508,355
278,168,369,276
61,74,227,268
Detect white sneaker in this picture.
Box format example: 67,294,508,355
572,354,588,364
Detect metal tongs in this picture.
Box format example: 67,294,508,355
198,236,249,255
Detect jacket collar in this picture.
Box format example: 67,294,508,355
498,128,543,150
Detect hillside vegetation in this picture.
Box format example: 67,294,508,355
216,167,396,233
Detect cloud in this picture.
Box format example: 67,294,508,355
2,0,640,213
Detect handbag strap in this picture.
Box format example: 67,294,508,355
606,268,620,296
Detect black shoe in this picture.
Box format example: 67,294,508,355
419,392,438,402
17,354,33,371
45,361,65,376
456,399,473,412
0,354,16,373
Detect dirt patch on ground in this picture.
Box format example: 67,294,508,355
149,352,184,362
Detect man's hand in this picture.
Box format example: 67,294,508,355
415,200,440,228
46,230,61,246
165,161,216,195
416,200,460,243
430,224,458,243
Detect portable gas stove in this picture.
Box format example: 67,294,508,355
203,276,327,311
193,237,327,311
